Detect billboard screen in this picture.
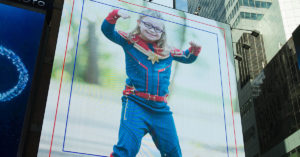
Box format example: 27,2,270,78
39,0,244,156
0,2,45,156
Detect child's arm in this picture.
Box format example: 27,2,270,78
171,41,201,64
101,9,130,46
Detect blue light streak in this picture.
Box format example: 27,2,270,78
0,45,29,102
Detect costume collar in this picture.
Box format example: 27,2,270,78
131,35,169,59
118,32,170,63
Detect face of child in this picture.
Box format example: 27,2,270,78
138,16,164,42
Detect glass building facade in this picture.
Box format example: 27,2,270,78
236,32,267,156
228,0,300,61
237,31,300,157
236,33,267,88
187,0,227,23
226,0,272,28
252,37,300,157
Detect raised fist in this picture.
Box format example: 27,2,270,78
189,41,201,56
117,10,130,19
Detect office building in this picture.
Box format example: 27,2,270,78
253,37,300,157
187,0,226,22
236,33,267,88
225,0,272,28
238,27,300,156
238,72,264,157
225,0,281,61
236,32,267,156
226,0,300,61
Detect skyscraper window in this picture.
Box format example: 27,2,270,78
255,1,261,7
245,12,251,19
261,1,267,8
251,13,257,20
249,0,255,7
255,13,260,19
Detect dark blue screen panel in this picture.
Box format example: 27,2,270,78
0,3,45,157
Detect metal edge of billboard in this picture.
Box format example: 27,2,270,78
16,1,65,157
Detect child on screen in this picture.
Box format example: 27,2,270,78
101,8,201,157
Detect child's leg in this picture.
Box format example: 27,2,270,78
149,113,182,157
112,97,149,157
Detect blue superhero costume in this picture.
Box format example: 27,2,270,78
102,10,201,157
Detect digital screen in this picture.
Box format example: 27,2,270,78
0,2,45,156
39,0,244,156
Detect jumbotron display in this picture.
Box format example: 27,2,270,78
38,0,245,156
0,2,45,156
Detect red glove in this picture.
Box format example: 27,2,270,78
188,41,201,56
105,9,120,24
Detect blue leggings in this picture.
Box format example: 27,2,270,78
112,96,182,157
